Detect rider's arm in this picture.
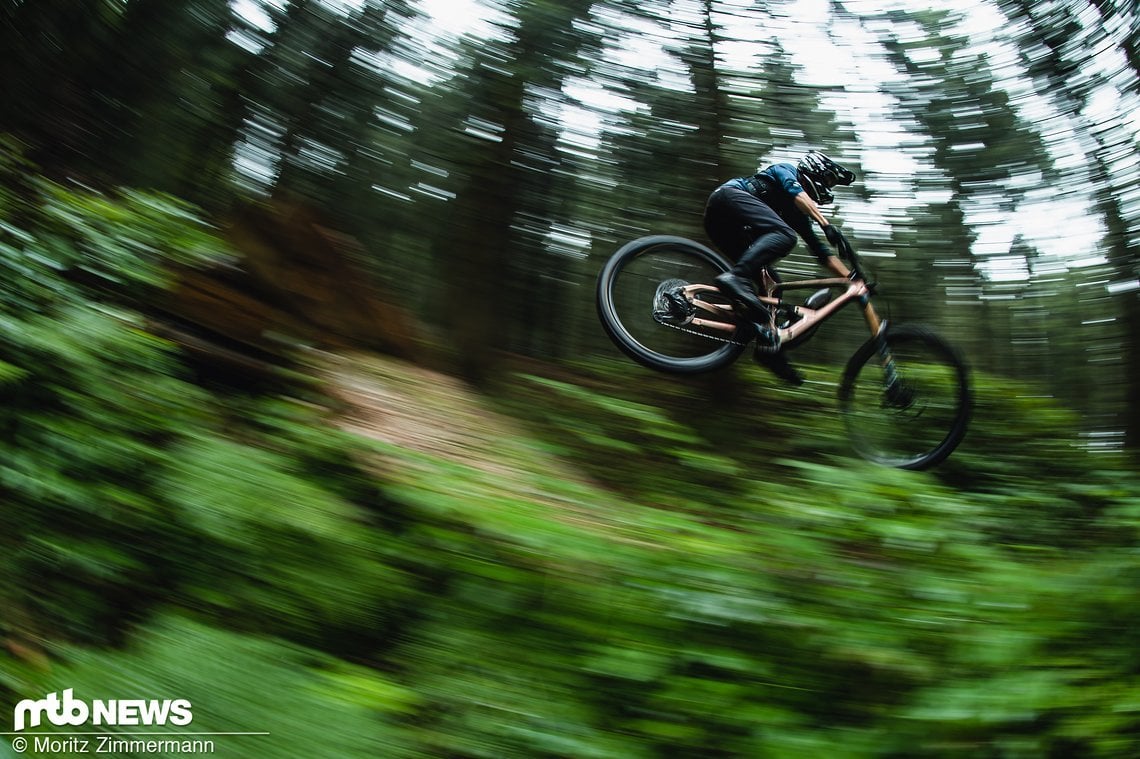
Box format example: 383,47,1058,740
823,254,851,278
794,191,829,228
768,164,852,278
793,193,851,278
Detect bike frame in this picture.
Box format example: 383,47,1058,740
680,273,881,343
678,236,884,344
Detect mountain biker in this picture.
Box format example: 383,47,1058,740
703,150,856,385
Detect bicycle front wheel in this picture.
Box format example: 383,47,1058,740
596,235,747,374
838,325,971,470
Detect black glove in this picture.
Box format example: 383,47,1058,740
824,225,846,247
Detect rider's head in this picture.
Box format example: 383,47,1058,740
797,151,855,205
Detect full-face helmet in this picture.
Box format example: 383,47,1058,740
797,151,856,204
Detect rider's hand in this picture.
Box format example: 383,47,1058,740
824,225,846,247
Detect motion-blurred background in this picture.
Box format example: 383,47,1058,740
2,1,1139,756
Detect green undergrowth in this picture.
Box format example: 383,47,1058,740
4,150,1140,757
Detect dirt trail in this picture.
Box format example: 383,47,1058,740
321,351,521,476
315,351,640,539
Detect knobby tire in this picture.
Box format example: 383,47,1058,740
596,236,747,374
838,325,971,470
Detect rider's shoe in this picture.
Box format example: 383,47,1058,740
755,347,805,386
750,318,780,353
743,315,801,385
715,273,801,384
715,272,768,317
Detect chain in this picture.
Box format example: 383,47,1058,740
652,315,752,347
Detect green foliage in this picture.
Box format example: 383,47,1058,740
163,435,412,647
0,303,206,641
35,187,231,292
2,0,1139,752
0,146,233,642
481,360,1140,756
25,616,408,758
510,373,743,501
0,141,229,310
4,161,1139,756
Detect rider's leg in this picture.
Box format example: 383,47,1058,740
735,227,805,384
717,228,796,314
734,227,797,280
704,187,796,314
703,187,804,385
718,243,797,340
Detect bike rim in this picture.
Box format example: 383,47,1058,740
841,332,969,469
602,242,744,366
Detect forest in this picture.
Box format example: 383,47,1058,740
2,0,1140,756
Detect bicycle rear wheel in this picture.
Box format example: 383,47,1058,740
838,325,971,470
596,236,748,374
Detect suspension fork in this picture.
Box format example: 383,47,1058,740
860,289,883,336
862,295,904,399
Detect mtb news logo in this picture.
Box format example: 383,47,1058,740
12,689,193,732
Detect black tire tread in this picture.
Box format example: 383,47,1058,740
838,325,971,470
596,236,746,375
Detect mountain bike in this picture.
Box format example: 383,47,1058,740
595,234,971,470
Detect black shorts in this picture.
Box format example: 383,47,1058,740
703,184,797,263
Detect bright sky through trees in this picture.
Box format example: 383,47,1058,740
227,0,1133,283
